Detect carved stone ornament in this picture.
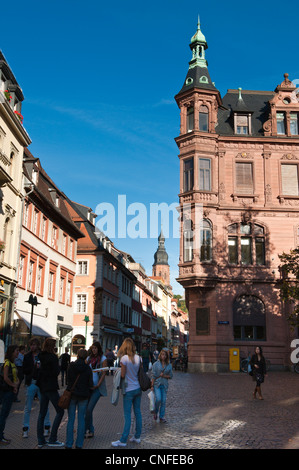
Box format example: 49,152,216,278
236,152,251,159
281,153,299,160
263,119,272,134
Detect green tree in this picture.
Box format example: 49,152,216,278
173,294,188,313
278,248,299,329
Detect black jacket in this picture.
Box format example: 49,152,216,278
250,354,266,376
23,351,41,386
36,351,60,393
67,358,93,401
60,353,70,371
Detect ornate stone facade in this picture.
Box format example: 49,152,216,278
176,21,299,371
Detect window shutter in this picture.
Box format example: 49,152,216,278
236,162,253,194
281,164,299,196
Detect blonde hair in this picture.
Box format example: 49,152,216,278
158,349,170,364
118,338,136,363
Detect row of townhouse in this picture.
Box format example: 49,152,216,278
0,50,189,357
67,200,185,356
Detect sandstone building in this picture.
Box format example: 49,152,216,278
176,20,299,371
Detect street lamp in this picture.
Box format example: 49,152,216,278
83,315,90,347
25,294,40,338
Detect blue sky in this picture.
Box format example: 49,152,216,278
2,0,299,295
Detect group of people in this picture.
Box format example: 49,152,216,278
0,336,174,448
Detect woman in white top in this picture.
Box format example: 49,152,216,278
111,338,142,447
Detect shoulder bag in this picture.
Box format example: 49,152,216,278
138,358,151,392
58,374,80,409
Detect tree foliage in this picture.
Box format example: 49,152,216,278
278,248,299,329
173,294,188,313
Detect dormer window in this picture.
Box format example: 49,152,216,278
277,112,286,135
236,114,249,134
290,113,298,135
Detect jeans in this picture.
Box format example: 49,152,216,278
37,390,64,445
23,383,51,431
0,390,15,439
85,388,102,434
154,385,167,419
66,398,88,448
61,370,67,386
121,388,142,443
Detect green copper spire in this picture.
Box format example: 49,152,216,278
189,16,208,70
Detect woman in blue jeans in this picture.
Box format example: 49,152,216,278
36,338,64,447
111,338,142,447
151,349,173,423
65,349,93,449
84,342,107,438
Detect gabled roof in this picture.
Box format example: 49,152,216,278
23,148,84,239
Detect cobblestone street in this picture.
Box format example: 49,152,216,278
2,369,299,451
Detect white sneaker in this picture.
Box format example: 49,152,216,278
22,430,29,438
47,441,64,447
111,440,127,447
129,436,141,443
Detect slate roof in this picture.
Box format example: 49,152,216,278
216,90,274,136
178,66,218,95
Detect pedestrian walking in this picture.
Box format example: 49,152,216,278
84,342,107,439
250,346,267,400
111,337,142,447
151,348,173,423
140,344,151,372
59,347,70,386
152,348,159,364
0,345,19,445
36,338,64,447
14,345,25,402
65,349,93,449
106,348,115,375
113,345,119,368
22,337,51,439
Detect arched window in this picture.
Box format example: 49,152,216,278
72,334,86,355
187,107,194,132
233,295,266,341
183,219,193,262
228,222,266,266
199,105,209,132
200,219,212,262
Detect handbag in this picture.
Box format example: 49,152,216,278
148,390,155,413
138,360,151,391
58,374,80,409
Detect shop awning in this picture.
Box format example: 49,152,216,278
14,310,57,338
102,327,123,335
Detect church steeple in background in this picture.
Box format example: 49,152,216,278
152,229,171,290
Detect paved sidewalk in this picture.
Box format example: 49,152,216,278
1,370,299,450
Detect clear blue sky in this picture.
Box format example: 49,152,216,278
2,0,299,295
